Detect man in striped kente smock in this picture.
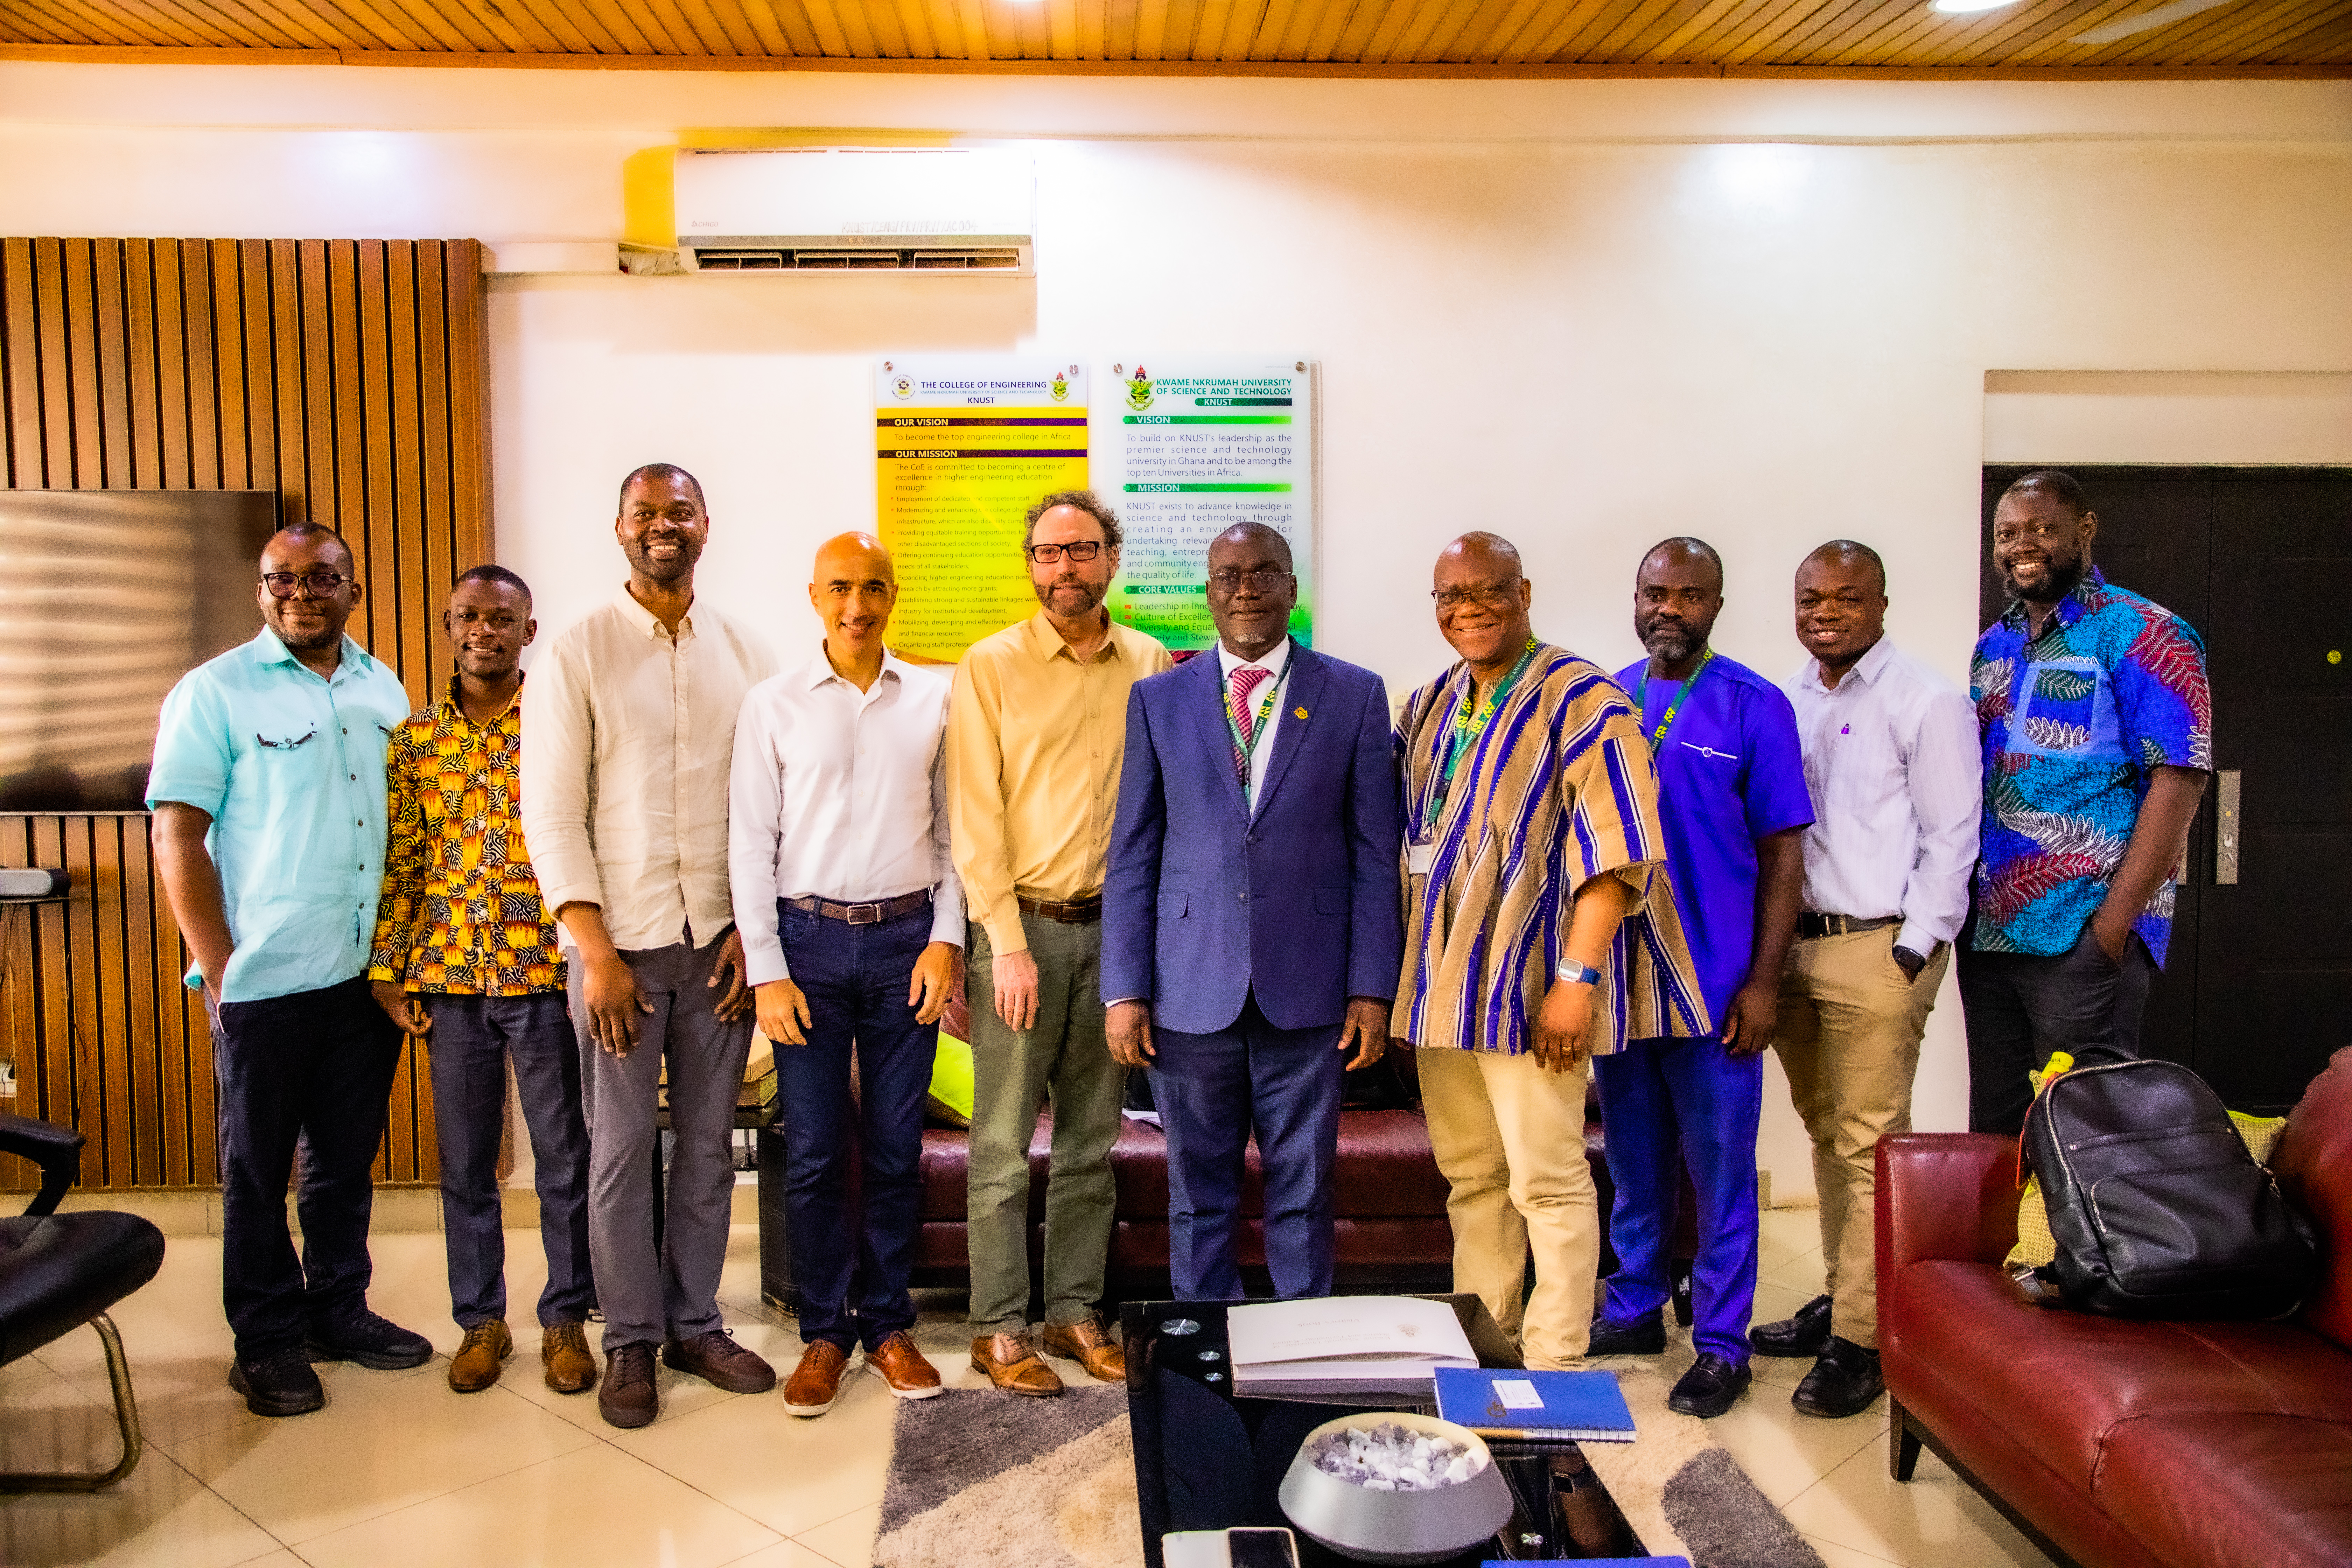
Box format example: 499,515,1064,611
1393,531,1711,1372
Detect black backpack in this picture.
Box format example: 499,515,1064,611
2021,1059,2317,1320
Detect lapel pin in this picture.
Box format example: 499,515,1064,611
1294,706,1309,720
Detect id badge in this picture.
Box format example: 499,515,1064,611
1407,839,1435,877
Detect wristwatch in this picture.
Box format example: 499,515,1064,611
1556,959,1600,986
1891,945,1927,980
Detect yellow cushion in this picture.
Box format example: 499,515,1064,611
927,1031,975,1129
2008,1107,2288,1269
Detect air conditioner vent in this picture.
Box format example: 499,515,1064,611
693,247,1025,272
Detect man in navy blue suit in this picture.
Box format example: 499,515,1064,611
1104,522,1404,1301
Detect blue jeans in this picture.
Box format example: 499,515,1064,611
1149,992,1344,1302
1594,1034,1764,1365
425,992,594,1329
772,899,939,1351
211,977,404,1358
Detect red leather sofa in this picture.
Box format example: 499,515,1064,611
1876,1045,2352,1568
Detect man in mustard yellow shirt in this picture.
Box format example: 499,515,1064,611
948,490,1171,1395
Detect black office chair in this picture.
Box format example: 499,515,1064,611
0,1111,166,1491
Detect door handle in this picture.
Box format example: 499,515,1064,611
2215,769,2240,885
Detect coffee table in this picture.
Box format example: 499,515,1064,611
1121,1295,1643,1567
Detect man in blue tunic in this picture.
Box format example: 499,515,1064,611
1587,537,1812,1418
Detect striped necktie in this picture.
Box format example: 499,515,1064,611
1228,664,1272,787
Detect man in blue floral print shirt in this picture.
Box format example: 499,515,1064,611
1960,470,2212,1134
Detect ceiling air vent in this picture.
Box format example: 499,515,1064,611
673,149,1035,278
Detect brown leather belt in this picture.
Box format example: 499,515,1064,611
1796,912,1902,940
783,891,932,925
1017,893,1102,925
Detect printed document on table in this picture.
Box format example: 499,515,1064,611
1227,1296,1476,1383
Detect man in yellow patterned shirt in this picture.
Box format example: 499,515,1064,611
368,565,595,1398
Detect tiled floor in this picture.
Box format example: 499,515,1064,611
0,1206,2059,1568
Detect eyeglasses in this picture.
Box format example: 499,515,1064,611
261,570,356,599
1026,541,1106,564
1431,581,1522,613
1209,568,1293,594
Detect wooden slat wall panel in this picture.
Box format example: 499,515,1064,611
0,236,491,1190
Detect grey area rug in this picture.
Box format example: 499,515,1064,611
875,1374,1821,1568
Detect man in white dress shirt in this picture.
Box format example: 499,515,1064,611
522,464,778,1429
730,532,961,1418
1754,540,1980,1419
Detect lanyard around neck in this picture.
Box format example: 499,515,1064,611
1631,647,1716,754
1223,654,1291,766
1437,638,1540,812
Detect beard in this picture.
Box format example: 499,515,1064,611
1639,618,1702,666
625,534,699,584
269,613,341,652
2003,547,2088,604
1035,574,1103,616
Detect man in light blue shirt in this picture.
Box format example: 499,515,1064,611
149,522,433,1417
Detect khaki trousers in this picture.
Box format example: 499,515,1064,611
1772,927,1948,1350
1418,1046,1598,1371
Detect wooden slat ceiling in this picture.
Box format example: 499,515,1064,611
1,0,2345,72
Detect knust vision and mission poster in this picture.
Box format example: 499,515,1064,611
1106,359,1316,654
873,356,1315,662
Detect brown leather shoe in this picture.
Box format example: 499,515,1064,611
783,1340,849,1417
970,1331,1063,1396
448,1320,512,1393
662,1328,776,1394
866,1331,943,1400
598,1342,657,1429
541,1321,597,1394
1043,1316,1127,1383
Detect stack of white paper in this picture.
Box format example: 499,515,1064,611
1227,1297,1477,1398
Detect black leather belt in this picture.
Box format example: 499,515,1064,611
1796,912,1902,940
1017,893,1102,925
783,891,932,925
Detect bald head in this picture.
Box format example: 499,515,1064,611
1638,536,1723,595
1213,521,1293,571
809,530,901,676
1438,531,1523,583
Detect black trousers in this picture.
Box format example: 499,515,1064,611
212,976,404,1357
1958,923,2154,1136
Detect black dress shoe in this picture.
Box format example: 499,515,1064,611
1585,1313,1667,1356
1792,1335,1883,1419
1667,1353,1752,1419
229,1348,326,1417
304,1308,433,1370
1749,1293,1833,1358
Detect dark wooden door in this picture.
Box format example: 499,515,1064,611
1980,466,2352,1113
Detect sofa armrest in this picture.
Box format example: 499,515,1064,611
1876,1133,2020,1275
0,1111,84,1217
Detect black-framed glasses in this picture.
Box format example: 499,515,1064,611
1431,580,1521,613
261,570,356,599
1026,541,1105,564
1209,568,1293,594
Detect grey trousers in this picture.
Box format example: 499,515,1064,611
570,933,753,1352
964,916,1124,1337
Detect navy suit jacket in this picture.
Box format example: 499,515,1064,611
1102,643,1405,1036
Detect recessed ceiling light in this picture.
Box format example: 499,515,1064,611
1930,0,2022,13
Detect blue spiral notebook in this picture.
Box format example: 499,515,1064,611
1433,1366,1637,1443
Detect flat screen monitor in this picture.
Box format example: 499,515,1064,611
0,490,280,812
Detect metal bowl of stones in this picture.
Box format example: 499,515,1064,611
1276,1413,1513,1565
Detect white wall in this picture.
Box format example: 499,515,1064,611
7,64,2350,1197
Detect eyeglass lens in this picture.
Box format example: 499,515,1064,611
262,571,350,597
1210,569,1290,592
1029,541,1104,563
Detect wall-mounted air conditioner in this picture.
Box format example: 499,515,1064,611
672,147,1035,276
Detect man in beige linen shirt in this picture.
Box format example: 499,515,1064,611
948,489,1171,1395
520,463,779,1429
